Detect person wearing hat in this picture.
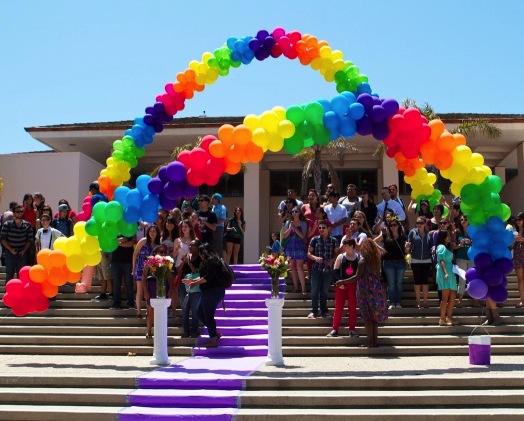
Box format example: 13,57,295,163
211,193,227,255
89,181,108,206
51,204,74,237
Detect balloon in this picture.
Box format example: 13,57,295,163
48,250,67,268
466,278,489,300
36,249,52,267
29,265,48,283
166,161,187,182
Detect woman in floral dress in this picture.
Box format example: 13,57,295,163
283,206,308,294
336,238,388,348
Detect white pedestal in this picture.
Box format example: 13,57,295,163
265,297,285,366
150,298,171,366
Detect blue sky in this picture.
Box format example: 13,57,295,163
1,0,523,154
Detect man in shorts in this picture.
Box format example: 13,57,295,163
93,252,112,301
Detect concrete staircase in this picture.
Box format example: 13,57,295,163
0,265,523,419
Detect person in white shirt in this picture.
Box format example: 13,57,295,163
340,218,368,252
35,214,63,252
324,191,348,243
338,184,361,218
376,187,406,223
277,188,303,216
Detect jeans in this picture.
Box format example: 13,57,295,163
183,291,202,334
4,251,28,282
111,261,134,307
197,286,225,339
383,260,406,305
310,268,332,315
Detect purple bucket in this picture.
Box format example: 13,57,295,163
468,335,491,365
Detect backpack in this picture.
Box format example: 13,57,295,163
220,258,235,288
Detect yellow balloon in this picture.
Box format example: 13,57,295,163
243,114,261,131
272,106,287,121
470,153,484,167
467,167,488,185
84,251,102,266
80,236,100,255
53,237,68,253
452,145,472,164
331,50,344,61
450,181,465,197
481,165,492,177
65,236,81,256
188,60,199,71
277,120,296,139
267,133,284,152
447,163,468,184
260,111,279,133
73,222,87,240
319,45,332,58
310,57,322,71
252,127,269,148
66,253,86,273
421,183,434,196
324,69,335,82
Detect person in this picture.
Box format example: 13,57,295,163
162,217,180,317
354,210,374,239
277,188,303,217
283,206,308,295
324,191,348,243
340,218,367,252
154,209,168,234
267,232,281,254
36,205,53,231
0,203,33,281
224,206,245,264
327,237,360,337
110,235,136,311
389,184,407,228
307,220,338,319
339,184,361,218
302,189,321,276
189,212,202,240
453,214,473,307
182,242,227,348
405,216,433,308
35,214,63,252
21,193,37,265
33,193,46,219
51,204,74,237
376,186,406,224
180,239,203,338
374,216,407,309
89,182,108,206
335,238,388,348
53,199,77,224
93,251,112,301
211,193,227,255
359,189,377,230
132,225,160,318
435,229,457,326
321,183,335,206
429,203,445,231
409,199,433,226
142,245,172,339
278,197,298,225
512,212,524,309
0,201,17,266
196,195,217,246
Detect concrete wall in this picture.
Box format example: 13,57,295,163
0,152,103,213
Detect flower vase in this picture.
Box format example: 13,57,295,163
271,273,280,298
154,268,169,298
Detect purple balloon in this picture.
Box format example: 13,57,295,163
371,122,389,140
465,267,481,282
147,177,163,195
370,105,387,123
484,268,503,287
158,166,168,182
163,181,183,201
357,94,374,114
159,194,178,211
488,285,508,303
466,278,489,300
493,257,513,274
356,116,373,136
182,180,199,198
248,38,260,51
474,253,493,271
381,99,400,117
166,161,187,183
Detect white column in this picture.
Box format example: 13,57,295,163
150,298,172,366
381,154,399,189
265,297,285,366
244,162,261,263
494,166,506,184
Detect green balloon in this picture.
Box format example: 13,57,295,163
98,233,119,253
283,136,304,155
92,202,107,223
313,124,331,146
85,218,100,236
334,70,347,84
134,147,145,159
104,201,123,222
345,65,360,79
459,184,481,206
112,140,123,151
118,219,138,237
499,203,511,222
286,106,306,126
304,102,324,125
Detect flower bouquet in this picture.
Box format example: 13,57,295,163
144,254,174,298
259,252,290,298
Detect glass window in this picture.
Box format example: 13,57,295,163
201,173,244,197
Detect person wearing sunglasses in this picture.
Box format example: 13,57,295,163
0,204,33,281
406,216,433,308
453,215,473,307
283,206,308,295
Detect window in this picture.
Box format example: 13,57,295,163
200,173,244,197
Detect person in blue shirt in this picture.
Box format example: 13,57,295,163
211,193,227,255
89,182,108,206
268,232,281,253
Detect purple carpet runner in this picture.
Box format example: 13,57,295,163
118,264,285,420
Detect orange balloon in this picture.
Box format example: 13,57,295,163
29,264,48,283
48,266,68,286
245,142,264,163
434,151,453,170
41,282,58,298
437,132,455,151
36,249,52,267
232,124,252,145
420,140,436,164
227,143,245,163
65,269,82,284
224,158,241,175
428,119,445,141
208,139,226,158
47,250,67,269
218,124,235,148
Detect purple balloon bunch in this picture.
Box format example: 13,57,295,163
147,161,198,211
143,102,173,134
248,29,277,61
466,253,513,303
355,94,399,140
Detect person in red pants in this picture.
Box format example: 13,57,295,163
327,238,359,337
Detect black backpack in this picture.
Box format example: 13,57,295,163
220,258,235,288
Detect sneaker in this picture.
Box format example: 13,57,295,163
349,330,360,338
321,313,333,319
307,312,317,319
93,294,107,301
388,305,395,310
395,304,402,309
109,305,120,310
108,294,114,300
326,329,338,337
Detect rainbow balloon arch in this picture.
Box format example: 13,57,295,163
3,27,514,316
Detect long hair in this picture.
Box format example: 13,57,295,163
146,224,161,246
354,210,373,237
180,219,196,240
359,238,382,274
198,242,219,261
435,229,450,249
162,217,179,242
233,207,245,223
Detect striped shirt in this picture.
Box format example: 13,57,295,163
1,220,33,251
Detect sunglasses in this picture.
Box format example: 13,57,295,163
318,226,327,230
198,199,206,202
416,221,425,225
14,210,24,214
291,210,299,214
460,218,468,222
389,224,399,227
439,221,449,225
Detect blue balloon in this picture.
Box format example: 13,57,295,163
330,95,350,117
467,278,489,300
339,118,357,138
114,186,130,207
348,102,365,120
123,206,140,224
126,189,142,209
136,174,152,196
323,111,339,130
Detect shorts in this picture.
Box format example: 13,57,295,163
95,253,112,280
225,233,242,245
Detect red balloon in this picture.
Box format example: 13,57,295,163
18,266,31,283
199,135,217,152
177,150,191,167
189,148,209,171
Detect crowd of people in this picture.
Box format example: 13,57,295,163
270,184,524,348
0,185,245,348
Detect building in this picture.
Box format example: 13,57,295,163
0,114,522,263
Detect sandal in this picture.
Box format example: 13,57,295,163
438,319,447,326
515,303,524,308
